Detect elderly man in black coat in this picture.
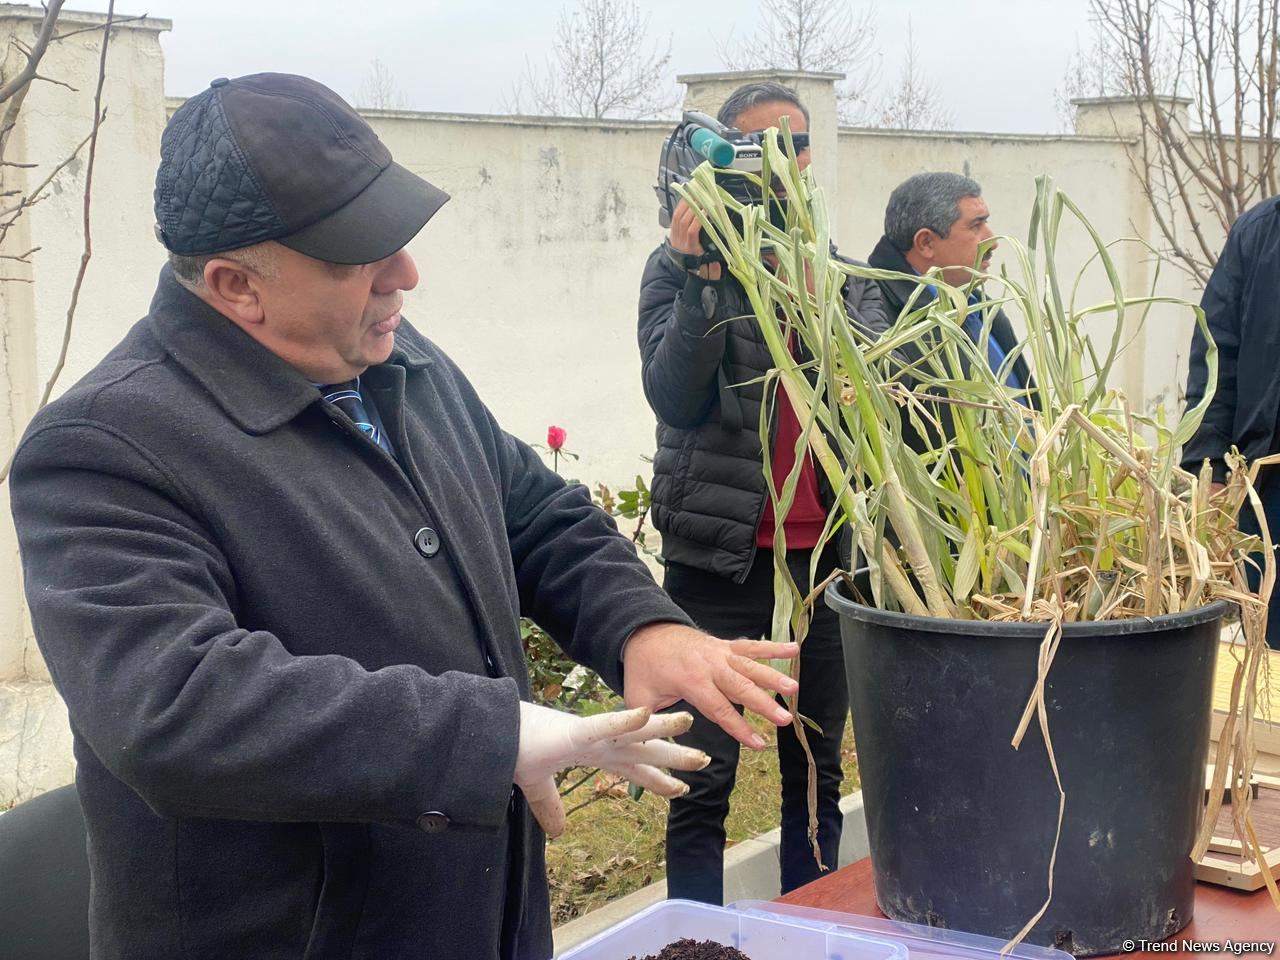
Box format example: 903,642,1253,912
7,74,801,960
1182,195,1280,649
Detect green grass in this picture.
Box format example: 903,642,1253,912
545,717,860,926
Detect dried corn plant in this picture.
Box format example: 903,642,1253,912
674,130,1279,926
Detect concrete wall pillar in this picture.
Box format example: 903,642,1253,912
677,69,844,215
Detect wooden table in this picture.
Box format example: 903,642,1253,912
777,858,1278,957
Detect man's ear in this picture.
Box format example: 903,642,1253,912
202,259,265,328
911,227,936,264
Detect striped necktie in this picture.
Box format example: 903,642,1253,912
320,377,394,455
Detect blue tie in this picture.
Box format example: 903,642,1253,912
320,377,395,455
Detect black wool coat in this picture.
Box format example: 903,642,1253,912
867,235,1031,389
9,267,691,960
867,235,1033,450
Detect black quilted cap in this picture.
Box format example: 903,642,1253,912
154,73,449,264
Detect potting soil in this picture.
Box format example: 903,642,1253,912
627,938,753,960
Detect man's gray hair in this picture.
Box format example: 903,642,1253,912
884,172,983,252
169,242,279,290
716,81,810,130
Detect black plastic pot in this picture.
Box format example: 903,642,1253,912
826,576,1227,956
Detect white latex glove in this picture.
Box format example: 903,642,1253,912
514,703,705,837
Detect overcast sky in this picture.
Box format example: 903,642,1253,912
69,0,1098,134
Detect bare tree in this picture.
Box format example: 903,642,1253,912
356,58,408,111
1054,30,1123,132
1092,0,1280,282
721,0,881,124
1,2,118,483
875,19,951,131
504,0,675,120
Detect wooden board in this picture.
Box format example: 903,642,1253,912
1210,636,1279,720
1194,776,1280,890
1204,772,1260,803
1208,637,1280,776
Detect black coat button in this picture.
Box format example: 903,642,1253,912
416,811,450,833
413,527,440,558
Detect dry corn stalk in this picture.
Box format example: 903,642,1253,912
675,131,1279,935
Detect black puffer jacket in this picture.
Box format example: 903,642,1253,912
638,246,888,583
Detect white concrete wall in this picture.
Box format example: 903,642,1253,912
0,9,1226,803
364,109,675,489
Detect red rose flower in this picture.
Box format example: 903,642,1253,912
547,425,567,451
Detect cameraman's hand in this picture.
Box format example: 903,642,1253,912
766,253,816,297
670,200,721,281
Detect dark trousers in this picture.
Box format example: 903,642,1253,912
1239,469,1280,649
661,545,849,904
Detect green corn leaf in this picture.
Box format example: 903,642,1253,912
954,519,983,602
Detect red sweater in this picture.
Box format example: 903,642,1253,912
756,383,826,549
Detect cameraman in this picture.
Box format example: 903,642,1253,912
636,81,888,904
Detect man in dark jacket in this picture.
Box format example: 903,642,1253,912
869,172,1030,406
7,74,802,960
1182,196,1280,649
638,81,888,904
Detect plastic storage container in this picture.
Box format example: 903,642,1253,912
557,898,911,960
731,902,1077,960
558,898,1080,960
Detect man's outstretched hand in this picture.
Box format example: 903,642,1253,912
514,703,706,837
622,622,800,750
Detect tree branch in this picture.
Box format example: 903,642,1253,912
36,2,113,413
0,0,69,102
30,72,76,93
51,13,148,43
1092,0,1278,276
0,128,94,244
0,3,114,486
558,767,601,798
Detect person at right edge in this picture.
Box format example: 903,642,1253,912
637,81,890,904
1181,194,1280,650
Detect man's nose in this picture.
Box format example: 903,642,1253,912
375,247,419,292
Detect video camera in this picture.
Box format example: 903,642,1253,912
654,111,810,263
654,112,765,228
